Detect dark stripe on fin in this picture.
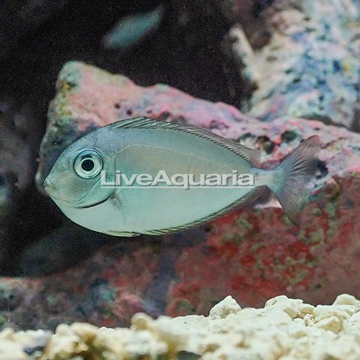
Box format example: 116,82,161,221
107,230,140,237
107,117,261,167
142,186,266,236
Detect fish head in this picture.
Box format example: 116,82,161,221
44,131,116,208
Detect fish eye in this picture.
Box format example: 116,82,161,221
73,150,103,179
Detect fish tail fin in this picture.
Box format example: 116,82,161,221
268,136,320,225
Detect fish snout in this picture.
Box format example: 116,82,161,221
43,177,60,199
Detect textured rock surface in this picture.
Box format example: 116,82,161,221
0,238,182,331
0,61,347,330
0,327,50,360
3,294,360,360
227,0,360,129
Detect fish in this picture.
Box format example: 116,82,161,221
102,5,165,49
44,117,320,237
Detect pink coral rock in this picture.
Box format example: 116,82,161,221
0,61,351,329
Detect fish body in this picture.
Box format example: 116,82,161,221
103,5,165,49
44,117,320,236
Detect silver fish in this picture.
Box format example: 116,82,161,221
44,117,320,237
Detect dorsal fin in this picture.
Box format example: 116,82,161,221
108,117,261,167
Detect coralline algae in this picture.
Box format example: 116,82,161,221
0,61,347,331
227,0,360,128
3,294,360,359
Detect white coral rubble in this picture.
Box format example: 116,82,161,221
3,293,360,359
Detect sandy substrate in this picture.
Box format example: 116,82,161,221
2,293,360,359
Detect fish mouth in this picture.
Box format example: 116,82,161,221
43,179,61,200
